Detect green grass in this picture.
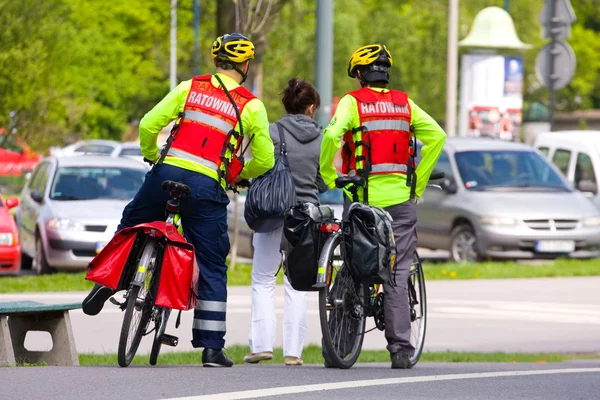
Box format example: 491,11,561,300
0,272,95,293
0,263,257,293
79,345,600,366
424,258,600,280
1,259,598,293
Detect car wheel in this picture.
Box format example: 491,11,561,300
34,235,53,275
450,224,480,263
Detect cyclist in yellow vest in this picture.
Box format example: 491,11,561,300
320,43,446,369
82,33,274,368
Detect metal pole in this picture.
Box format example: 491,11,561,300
504,0,510,12
315,0,333,128
547,0,556,131
194,0,200,76
170,0,178,90
445,0,459,137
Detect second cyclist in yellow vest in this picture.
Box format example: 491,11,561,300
320,42,446,369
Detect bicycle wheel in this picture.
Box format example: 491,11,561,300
118,238,158,367
318,233,367,369
149,308,171,366
408,252,427,366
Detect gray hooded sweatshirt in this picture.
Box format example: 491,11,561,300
269,114,328,204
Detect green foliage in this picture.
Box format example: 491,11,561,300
1,0,599,146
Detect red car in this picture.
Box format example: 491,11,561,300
0,193,20,275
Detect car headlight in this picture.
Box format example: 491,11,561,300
0,233,13,246
583,216,600,227
480,216,517,226
48,218,85,231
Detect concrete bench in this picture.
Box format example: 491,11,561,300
0,301,81,366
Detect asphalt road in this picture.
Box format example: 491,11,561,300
1,277,599,355
1,361,599,400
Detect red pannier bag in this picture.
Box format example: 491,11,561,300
86,221,199,311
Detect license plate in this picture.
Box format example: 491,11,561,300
535,240,575,253
95,242,107,254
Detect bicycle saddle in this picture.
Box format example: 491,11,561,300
335,176,366,189
161,180,191,197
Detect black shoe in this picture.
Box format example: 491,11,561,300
82,284,114,316
391,353,413,369
202,348,234,368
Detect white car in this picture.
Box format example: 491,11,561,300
534,130,600,211
50,139,120,157
111,141,144,164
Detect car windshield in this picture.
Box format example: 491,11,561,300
50,167,146,201
318,188,344,204
119,147,142,157
455,150,570,192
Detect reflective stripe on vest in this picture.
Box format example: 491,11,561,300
363,120,410,132
167,147,219,170
349,163,407,176
185,110,234,134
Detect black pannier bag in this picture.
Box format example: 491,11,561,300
344,203,397,284
283,202,334,291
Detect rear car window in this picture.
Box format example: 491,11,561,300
574,152,597,188
551,149,571,176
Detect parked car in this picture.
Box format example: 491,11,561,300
0,128,42,177
111,141,144,163
416,138,600,263
226,190,345,259
15,156,149,274
534,130,600,211
49,139,120,158
0,193,21,275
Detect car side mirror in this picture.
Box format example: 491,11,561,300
30,190,43,203
578,180,598,196
5,197,19,209
440,178,458,194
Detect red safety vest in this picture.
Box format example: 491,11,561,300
169,75,255,181
342,88,413,177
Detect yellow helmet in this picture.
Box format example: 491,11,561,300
211,33,255,64
347,42,393,79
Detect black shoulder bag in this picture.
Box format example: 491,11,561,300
244,122,297,233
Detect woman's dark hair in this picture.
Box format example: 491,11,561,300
281,77,321,115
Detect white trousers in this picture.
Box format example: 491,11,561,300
248,226,307,357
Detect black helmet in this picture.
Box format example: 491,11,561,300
347,42,393,84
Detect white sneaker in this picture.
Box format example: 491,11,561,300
243,351,273,364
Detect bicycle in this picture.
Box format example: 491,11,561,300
315,172,443,369
111,179,190,367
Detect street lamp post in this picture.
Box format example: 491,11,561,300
170,0,178,90
445,0,459,137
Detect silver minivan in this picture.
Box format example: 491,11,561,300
416,138,600,263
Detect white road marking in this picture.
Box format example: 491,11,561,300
162,368,600,400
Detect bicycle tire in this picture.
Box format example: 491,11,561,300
408,252,427,366
149,308,171,366
118,238,158,367
318,233,367,369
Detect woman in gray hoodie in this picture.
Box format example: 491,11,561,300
244,78,326,366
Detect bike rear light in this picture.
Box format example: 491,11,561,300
320,223,340,233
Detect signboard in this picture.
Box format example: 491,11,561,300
459,54,523,141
